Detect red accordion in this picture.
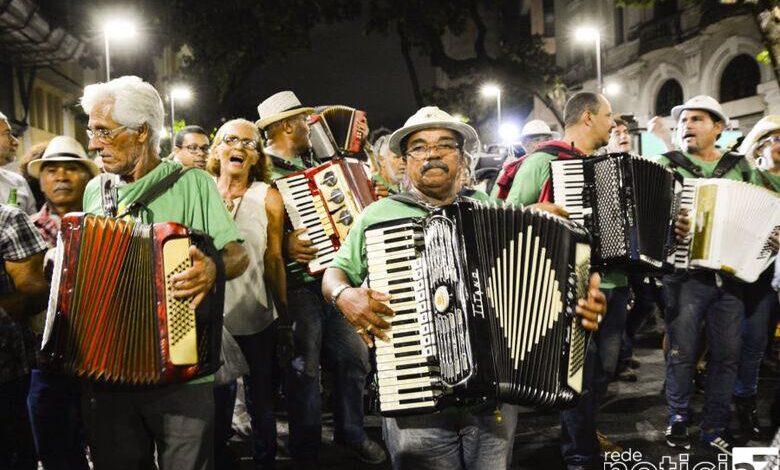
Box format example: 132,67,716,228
275,158,376,275
40,213,223,385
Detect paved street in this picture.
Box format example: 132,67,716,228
228,322,780,469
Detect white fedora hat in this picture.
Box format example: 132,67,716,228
671,95,730,126
255,91,315,129
27,136,99,178
520,119,560,139
388,106,480,156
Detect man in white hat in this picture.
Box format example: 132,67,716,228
489,119,558,200
25,135,97,470
322,105,606,469
0,111,37,214
256,90,386,467
655,95,754,454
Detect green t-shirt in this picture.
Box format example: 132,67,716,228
83,159,243,384
752,170,780,193
650,150,753,182
502,151,626,289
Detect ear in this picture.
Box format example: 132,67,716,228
137,123,150,144
713,120,725,134
582,110,592,127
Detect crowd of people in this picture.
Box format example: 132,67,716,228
0,73,778,470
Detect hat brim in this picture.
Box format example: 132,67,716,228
738,116,780,155
671,104,729,126
388,121,480,156
28,157,100,179
255,107,315,129
521,131,561,140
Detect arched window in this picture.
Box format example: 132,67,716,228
655,79,683,116
719,54,760,102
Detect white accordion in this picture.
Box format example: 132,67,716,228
674,178,780,282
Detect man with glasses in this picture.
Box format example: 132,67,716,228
79,75,248,470
171,125,211,170
0,111,37,214
321,106,606,469
256,90,386,467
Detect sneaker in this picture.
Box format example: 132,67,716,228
702,431,736,456
597,431,623,453
345,437,387,465
666,421,690,450
734,395,762,440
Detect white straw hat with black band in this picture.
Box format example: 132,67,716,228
27,135,99,178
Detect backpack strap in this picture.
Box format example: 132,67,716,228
663,150,750,181
116,167,192,219
663,151,704,177
712,151,746,179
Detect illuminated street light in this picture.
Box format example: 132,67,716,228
574,26,602,92
169,85,193,133
499,122,520,143
102,17,138,81
481,83,502,128
604,82,621,97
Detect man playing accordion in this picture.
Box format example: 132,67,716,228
322,106,606,469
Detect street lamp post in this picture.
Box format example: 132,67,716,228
102,19,138,81
574,27,602,92
169,86,193,134
481,83,502,129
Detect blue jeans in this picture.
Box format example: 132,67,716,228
734,270,779,398
26,370,89,470
663,271,744,433
620,274,663,361
382,403,518,470
285,279,370,461
0,375,36,470
560,286,629,467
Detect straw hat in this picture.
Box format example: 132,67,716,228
27,136,99,178
255,91,315,129
388,106,480,156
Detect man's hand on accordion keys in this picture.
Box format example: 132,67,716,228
285,228,318,263
577,273,607,332
170,245,217,309
674,208,691,243
335,287,393,347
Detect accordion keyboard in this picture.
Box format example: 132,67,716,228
276,174,337,272
673,180,697,269
366,221,443,414
550,160,589,224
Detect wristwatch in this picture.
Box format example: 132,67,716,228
330,284,351,311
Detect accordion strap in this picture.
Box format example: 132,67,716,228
663,150,750,181
116,167,192,219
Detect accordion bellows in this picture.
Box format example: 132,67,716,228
41,213,223,385
365,201,591,416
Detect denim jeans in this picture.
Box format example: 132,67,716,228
620,274,663,362
560,286,629,467
285,279,370,461
663,271,744,433
26,369,89,470
734,270,779,398
0,375,36,470
214,324,279,469
382,403,518,470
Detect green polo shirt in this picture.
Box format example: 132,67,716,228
650,150,753,182
503,151,626,289
83,159,243,385
754,170,780,192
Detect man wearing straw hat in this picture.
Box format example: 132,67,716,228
256,91,386,467
26,135,98,470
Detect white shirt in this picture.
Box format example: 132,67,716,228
0,168,36,215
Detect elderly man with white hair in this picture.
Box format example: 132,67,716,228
79,76,248,470
0,111,37,214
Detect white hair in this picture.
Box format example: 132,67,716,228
81,76,165,153
0,111,7,123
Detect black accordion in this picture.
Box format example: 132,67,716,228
41,213,224,385
550,153,682,272
365,200,592,416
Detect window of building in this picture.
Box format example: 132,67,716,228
653,0,678,19
28,85,63,135
655,79,683,116
543,0,555,37
614,7,625,45
719,54,761,103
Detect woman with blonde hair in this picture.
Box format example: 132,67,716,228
207,118,289,468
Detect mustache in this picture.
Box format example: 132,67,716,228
421,160,449,174
53,183,72,191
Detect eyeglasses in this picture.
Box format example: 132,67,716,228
86,125,133,143
222,134,258,150
179,144,211,155
760,136,780,147
405,142,460,160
